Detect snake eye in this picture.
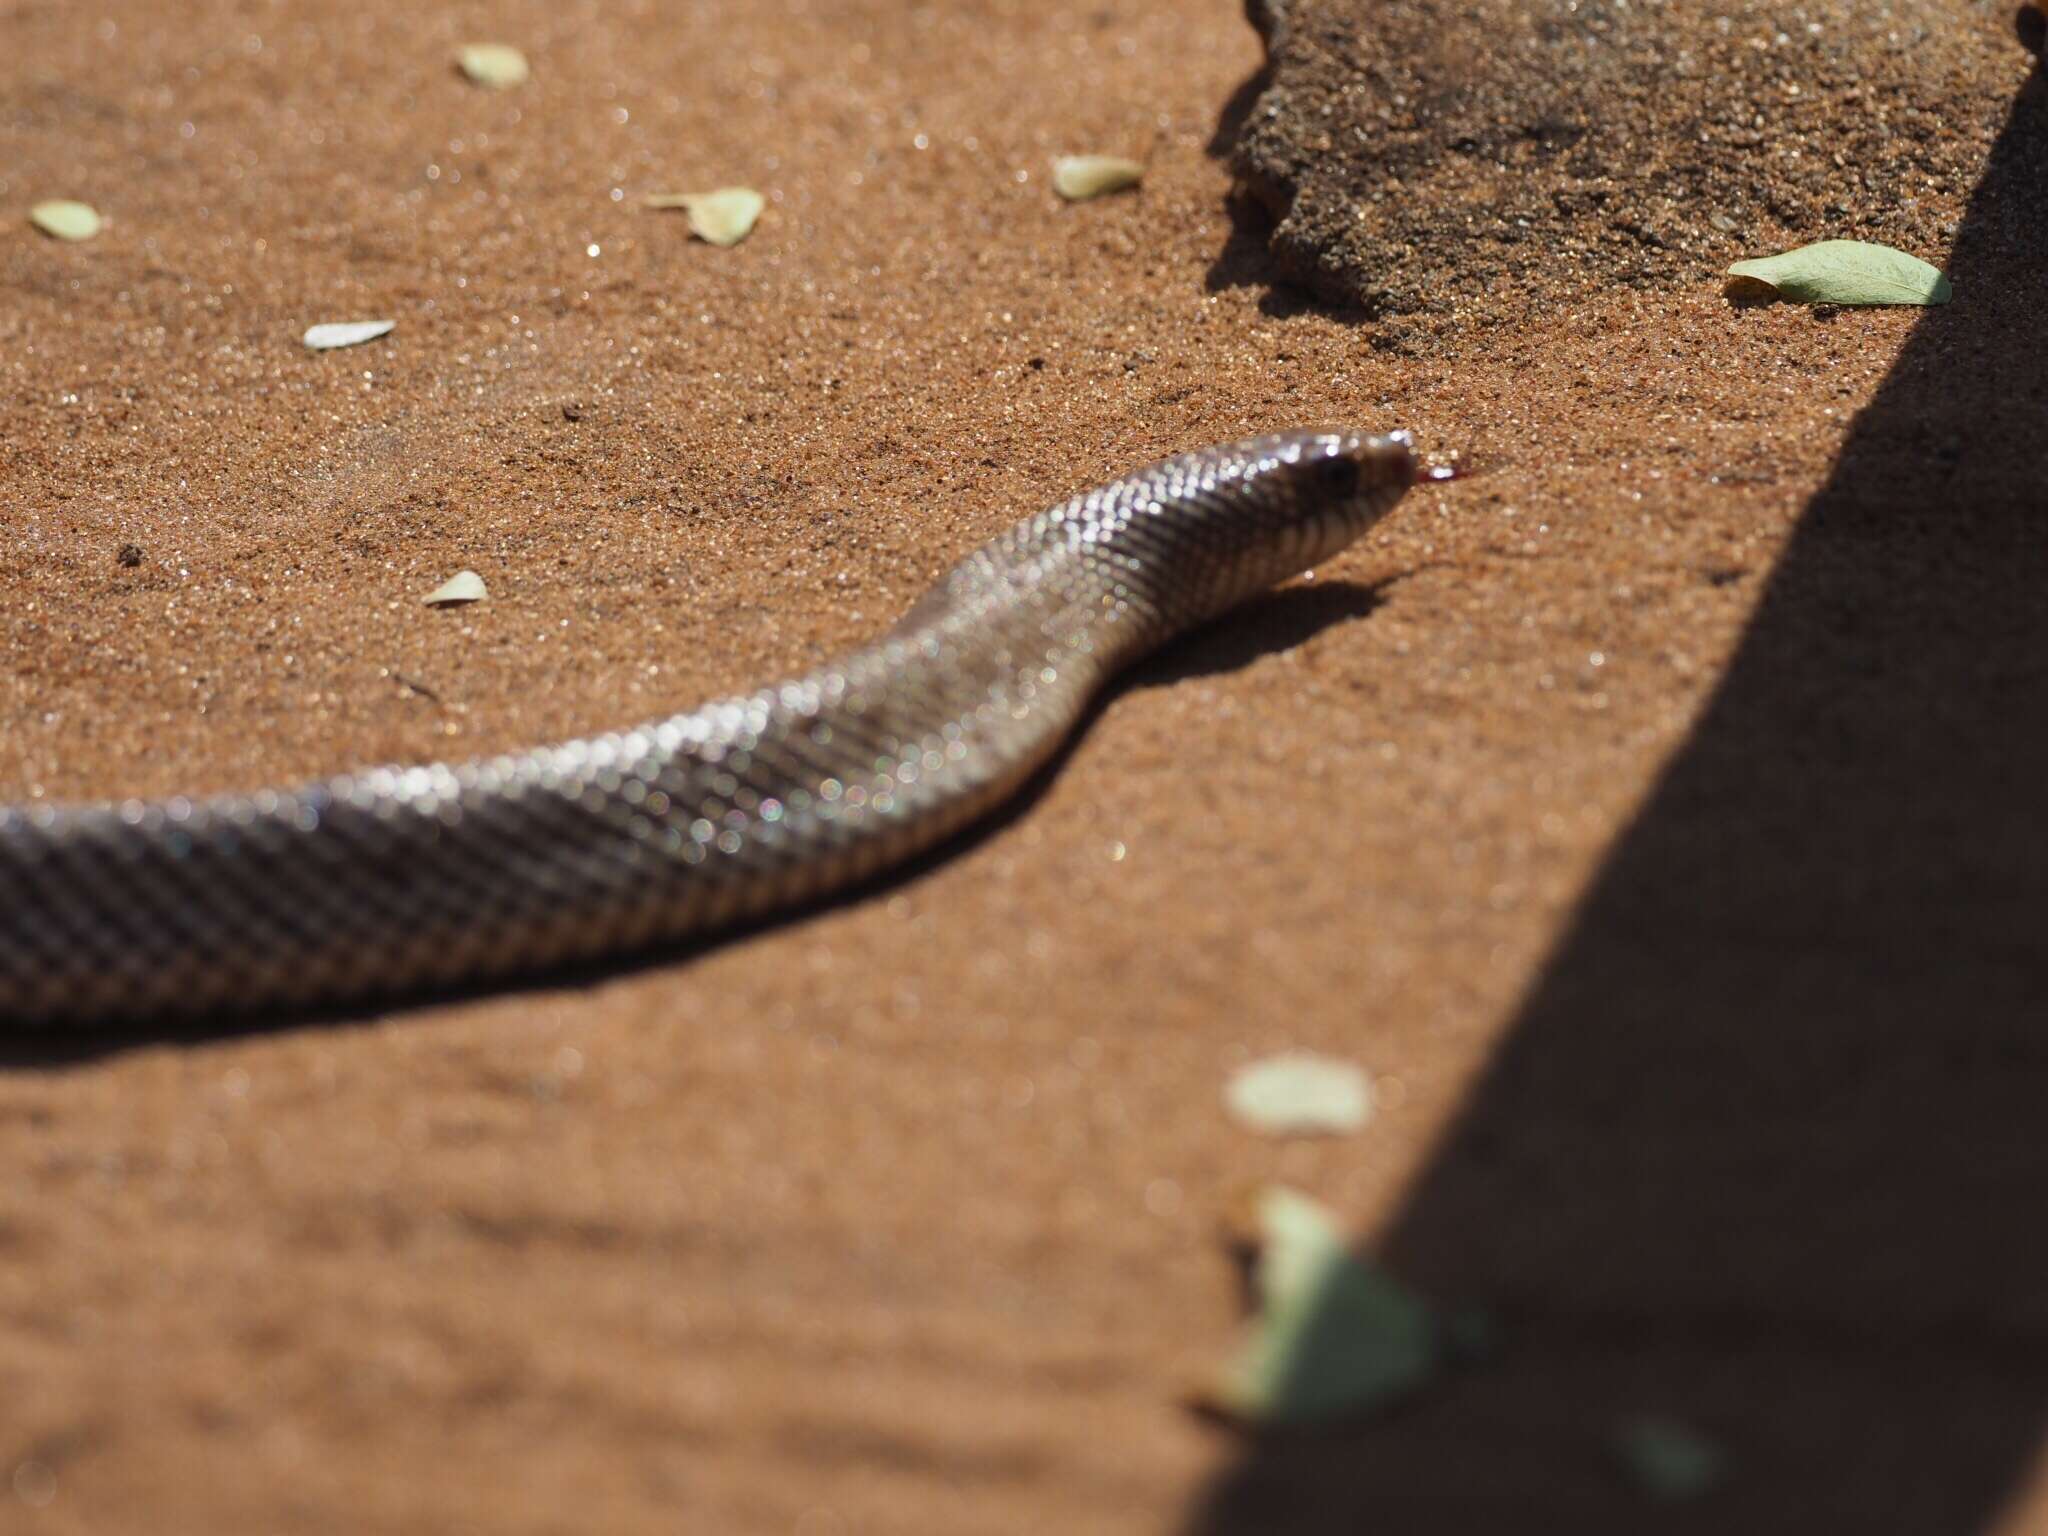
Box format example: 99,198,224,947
1313,456,1361,497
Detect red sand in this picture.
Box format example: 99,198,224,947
2,1,2043,1531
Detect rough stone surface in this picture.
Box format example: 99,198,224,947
1231,0,2016,330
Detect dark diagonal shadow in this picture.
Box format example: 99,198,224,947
1191,54,2048,1536
0,579,1389,1069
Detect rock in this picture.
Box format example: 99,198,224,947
1226,0,2022,324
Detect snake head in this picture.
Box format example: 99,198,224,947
1233,430,1423,576
1328,428,1425,494
1273,428,1419,507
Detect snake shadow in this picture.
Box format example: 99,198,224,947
1189,42,2048,1536
0,578,1390,1069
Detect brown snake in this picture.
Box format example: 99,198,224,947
0,431,1428,1025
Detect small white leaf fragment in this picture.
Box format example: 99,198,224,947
1052,155,1145,201
30,200,102,241
1226,1052,1372,1137
644,188,766,247
303,319,395,351
423,570,488,607
457,43,529,89
1614,1415,1725,1500
1726,240,1951,307
1208,1186,1438,1425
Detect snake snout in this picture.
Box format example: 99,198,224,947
1340,429,1420,490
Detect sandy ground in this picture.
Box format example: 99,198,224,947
1,0,2044,1531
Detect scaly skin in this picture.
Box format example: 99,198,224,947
0,431,1420,1024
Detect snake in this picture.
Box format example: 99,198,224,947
0,430,1430,1025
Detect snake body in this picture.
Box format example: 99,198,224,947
0,431,1420,1024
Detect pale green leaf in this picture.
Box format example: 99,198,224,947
457,43,529,89
1726,240,1950,306
423,570,487,606
1225,1053,1371,1137
1442,1306,1502,1364
1052,155,1144,201
1210,1186,1437,1424
303,319,394,351
1614,1415,1725,1500
30,200,102,241
644,187,765,247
